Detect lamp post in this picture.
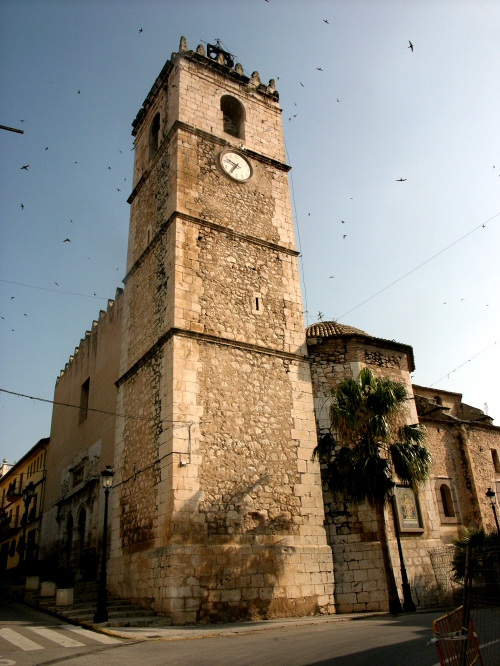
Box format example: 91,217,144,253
94,466,114,624
18,481,35,576
388,483,416,613
486,487,500,534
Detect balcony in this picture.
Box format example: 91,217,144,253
6,480,22,502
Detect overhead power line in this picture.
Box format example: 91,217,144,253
0,279,108,301
0,387,191,426
337,211,500,321
284,142,310,326
429,336,500,387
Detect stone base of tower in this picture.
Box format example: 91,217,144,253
108,538,335,624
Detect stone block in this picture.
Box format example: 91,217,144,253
56,588,74,607
25,576,40,591
40,581,56,597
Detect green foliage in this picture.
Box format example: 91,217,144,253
452,526,500,581
313,367,430,506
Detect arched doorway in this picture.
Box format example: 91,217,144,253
66,514,73,566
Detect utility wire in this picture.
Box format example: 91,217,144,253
337,211,500,321
0,279,108,301
0,387,192,426
429,336,500,387
284,141,310,326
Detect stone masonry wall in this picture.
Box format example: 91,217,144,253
308,334,442,611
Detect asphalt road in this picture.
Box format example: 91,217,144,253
0,599,446,666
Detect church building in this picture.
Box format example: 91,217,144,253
37,37,500,624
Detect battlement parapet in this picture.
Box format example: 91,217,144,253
56,287,123,383
132,36,279,137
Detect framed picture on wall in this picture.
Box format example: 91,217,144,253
394,486,424,533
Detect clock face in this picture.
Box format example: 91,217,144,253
220,151,252,182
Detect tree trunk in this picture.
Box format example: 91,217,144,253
375,496,403,614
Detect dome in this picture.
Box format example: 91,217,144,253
306,321,368,339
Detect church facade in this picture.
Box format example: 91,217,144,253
38,37,500,624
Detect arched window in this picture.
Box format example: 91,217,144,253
221,95,245,139
434,396,443,406
440,484,455,518
78,508,86,556
149,113,160,160
66,514,73,566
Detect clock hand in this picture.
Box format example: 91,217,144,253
229,163,240,173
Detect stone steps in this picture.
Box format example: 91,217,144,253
20,579,170,627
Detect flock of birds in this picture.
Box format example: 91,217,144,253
4,24,497,334
6,90,130,330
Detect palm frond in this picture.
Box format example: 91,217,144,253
390,440,431,485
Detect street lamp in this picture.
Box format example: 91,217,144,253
94,466,114,624
388,483,416,613
486,487,500,534
18,481,35,576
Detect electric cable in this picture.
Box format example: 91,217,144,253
0,279,108,301
429,336,500,387
337,211,500,321
0,387,193,426
284,141,310,325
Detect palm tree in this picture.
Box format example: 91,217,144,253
313,367,431,614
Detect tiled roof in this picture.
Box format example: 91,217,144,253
306,321,368,338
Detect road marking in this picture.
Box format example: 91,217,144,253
0,628,43,651
28,627,85,647
430,637,500,666
67,627,122,644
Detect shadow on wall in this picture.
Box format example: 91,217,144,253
146,473,325,624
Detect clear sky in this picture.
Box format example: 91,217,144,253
1,0,499,464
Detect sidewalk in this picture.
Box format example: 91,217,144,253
95,611,387,642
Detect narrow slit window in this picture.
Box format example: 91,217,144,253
79,378,90,424
255,297,259,311
149,113,160,160
492,449,500,474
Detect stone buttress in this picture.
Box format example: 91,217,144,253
108,38,334,624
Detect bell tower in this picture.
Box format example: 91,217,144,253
109,37,334,624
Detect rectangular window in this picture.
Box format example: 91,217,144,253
79,378,90,424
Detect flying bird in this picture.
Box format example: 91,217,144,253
117,188,121,191
54,282,59,286
443,302,446,305
323,20,329,24
119,150,122,154
294,102,297,106
343,235,347,239
63,238,71,243
293,114,297,118
10,297,14,300
139,28,143,32
24,314,27,317
461,299,465,302
300,82,304,87
396,178,407,182
329,276,335,279
74,161,78,164
70,219,73,223
341,220,345,224
337,99,340,102
408,41,413,52
45,147,48,150
316,68,323,71
21,165,29,170
20,120,24,123
78,90,80,94
20,204,24,210
108,166,111,170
